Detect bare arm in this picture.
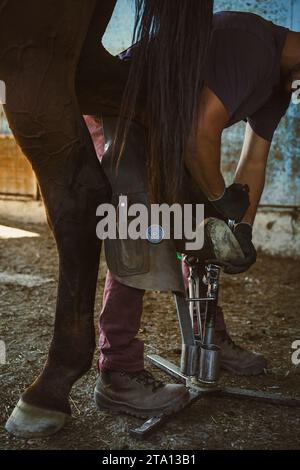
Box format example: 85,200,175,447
234,124,271,225
184,86,229,200
185,87,271,226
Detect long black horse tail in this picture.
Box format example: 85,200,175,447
117,0,214,203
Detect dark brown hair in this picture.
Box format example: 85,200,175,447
118,0,214,203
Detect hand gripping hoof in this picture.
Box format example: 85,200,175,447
5,398,68,438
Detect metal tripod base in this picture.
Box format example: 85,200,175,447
130,255,300,439
130,354,300,439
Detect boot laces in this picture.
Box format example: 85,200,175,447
123,370,164,391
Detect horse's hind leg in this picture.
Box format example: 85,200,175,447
0,0,117,437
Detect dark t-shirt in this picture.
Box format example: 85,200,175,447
204,11,291,141
120,11,291,142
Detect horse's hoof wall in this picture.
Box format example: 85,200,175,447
5,398,67,438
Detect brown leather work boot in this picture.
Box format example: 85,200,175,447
94,369,189,418
215,308,267,376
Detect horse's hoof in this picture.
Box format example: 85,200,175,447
5,398,67,438
206,217,244,263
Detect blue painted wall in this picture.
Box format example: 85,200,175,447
0,107,10,136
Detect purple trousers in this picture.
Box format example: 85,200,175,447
99,271,145,372
99,262,226,372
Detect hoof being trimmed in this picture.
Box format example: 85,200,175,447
5,398,68,438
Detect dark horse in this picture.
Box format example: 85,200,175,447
0,0,132,436
0,0,214,437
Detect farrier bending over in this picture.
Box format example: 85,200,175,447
89,11,300,419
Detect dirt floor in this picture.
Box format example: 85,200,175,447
0,219,300,450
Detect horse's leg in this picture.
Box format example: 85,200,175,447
0,0,119,437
